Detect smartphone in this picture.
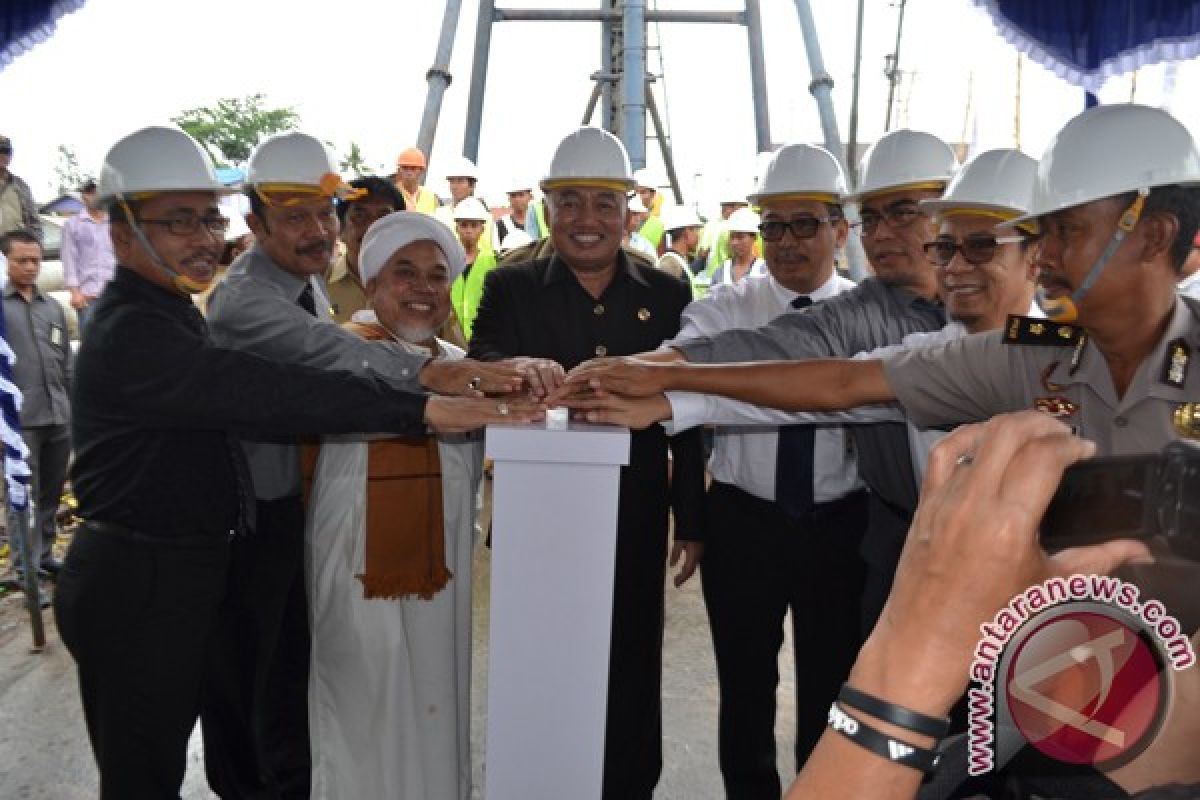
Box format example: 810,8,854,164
1040,441,1200,562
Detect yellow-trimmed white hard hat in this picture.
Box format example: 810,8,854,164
541,127,636,193
844,129,956,202
749,143,846,206
452,196,491,222
660,204,702,232
921,149,1038,231
97,125,233,206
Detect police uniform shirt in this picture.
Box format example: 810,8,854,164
882,296,1200,455
662,271,862,504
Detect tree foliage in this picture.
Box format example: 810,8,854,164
172,94,300,167
54,144,90,194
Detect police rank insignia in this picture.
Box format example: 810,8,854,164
1034,396,1079,418
1162,338,1191,389
637,308,651,322
1004,315,1083,346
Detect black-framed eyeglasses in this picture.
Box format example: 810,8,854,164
759,215,841,242
922,234,1025,267
856,203,923,235
140,215,230,237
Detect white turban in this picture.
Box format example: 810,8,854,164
359,211,467,286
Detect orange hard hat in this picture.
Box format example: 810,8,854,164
397,146,427,169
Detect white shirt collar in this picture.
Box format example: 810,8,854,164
768,269,847,307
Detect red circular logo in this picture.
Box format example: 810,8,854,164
1005,610,1166,766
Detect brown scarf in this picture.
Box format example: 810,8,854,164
302,320,450,600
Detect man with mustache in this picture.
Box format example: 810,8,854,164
204,132,527,799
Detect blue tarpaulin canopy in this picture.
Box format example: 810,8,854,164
973,0,1200,91
1,0,86,72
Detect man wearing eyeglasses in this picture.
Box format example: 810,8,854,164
0,135,41,242
326,176,406,323
204,132,528,799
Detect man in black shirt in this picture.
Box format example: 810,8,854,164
52,125,538,800
469,126,705,800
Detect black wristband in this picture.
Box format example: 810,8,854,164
839,684,951,739
827,702,942,774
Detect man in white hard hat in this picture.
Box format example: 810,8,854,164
497,178,534,244
625,194,659,260
697,180,750,277
469,126,706,800
656,203,702,285
567,144,869,796
434,156,497,250
710,207,767,286
52,126,539,800
204,132,529,798
450,196,497,341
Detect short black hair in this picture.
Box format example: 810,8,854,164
80,179,97,193
335,176,406,223
1114,186,1200,272
0,229,41,257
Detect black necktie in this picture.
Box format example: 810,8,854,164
297,282,317,317
775,295,815,518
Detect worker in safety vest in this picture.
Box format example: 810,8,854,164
393,146,440,215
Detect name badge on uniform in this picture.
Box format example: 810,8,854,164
50,325,63,347
1162,338,1190,389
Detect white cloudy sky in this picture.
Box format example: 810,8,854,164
3,0,1198,212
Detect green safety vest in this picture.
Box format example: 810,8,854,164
450,248,498,341
531,198,550,240
640,214,665,249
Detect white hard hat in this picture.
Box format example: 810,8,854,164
845,129,956,202
224,212,251,241
921,149,1037,227
628,195,649,214
453,197,491,222
500,229,533,251
506,179,534,194
1007,103,1200,228
541,127,635,192
727,207,761,234
748,143,847,206
444,155,478,180
634,167,663,190
660,204,701,232
97,126,232,206
245,132,339,188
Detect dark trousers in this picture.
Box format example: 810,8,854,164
858,492,915,637
202,497,311,800
602,507,669,800
701,482,869,800
54,523,231,799
6,423,70,570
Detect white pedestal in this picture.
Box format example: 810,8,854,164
484,421,631,800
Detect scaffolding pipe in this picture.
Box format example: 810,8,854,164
583,79,604,125
602,10,615,131
884,0,907,132
846,0,866,187
622,0,647,170
645,83,683,204
745,0,772,152
417,0,464,163
463,0,497,164
494,8,745,23
792,0,864,279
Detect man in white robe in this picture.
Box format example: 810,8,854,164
305,212,484,799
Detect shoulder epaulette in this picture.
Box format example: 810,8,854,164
1003,315,1082,346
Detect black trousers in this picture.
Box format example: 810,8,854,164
202,497,311,800
601,505,669,800
701,482,869,800
54,523,231,800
